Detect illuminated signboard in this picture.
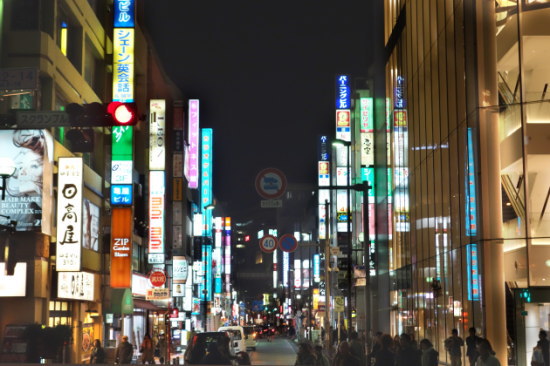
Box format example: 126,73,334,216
187,100,200,188
149,99,166,170
149,171,165,254
302,260,310,289
0,262,26,296
132,273,152,297
173,256,189,284
360,97,374,133
58,272,94,301
466,244,480,301
199,244,213,301
283,251,289,287
56,157,83,271
318,162,330,187
336,75,351,109
224,217,232,293
201,128,213,234
113,28,134,103
111,184,133,205
465,128,478,236
394,75,406,109
213,247,222,294
294,259,301,288
335,109,351,142
273,250,278,288
114,0,135,27
110,207,132,288
313,254,320,282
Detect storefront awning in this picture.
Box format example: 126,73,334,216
133,298,164,311
107,288,134,315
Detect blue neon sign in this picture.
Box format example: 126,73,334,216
111,184,133,205
114,0,135,28
336,75,351,109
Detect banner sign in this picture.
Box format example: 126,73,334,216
110,207,132,288
149,99,166,170
56,157,83,271
146,288,170,300
148,171,165,254
58,271,95,301
187,100,200,188
173,256,189,284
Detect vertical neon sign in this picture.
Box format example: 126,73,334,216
187,100,200,189
466,128,478,236
466,243,480,301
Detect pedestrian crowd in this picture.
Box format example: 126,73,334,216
293,326,549,366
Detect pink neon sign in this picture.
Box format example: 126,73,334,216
187,99,200,188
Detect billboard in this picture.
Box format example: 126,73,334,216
110,207,132,288
113,28,135,102
82,199,100,251
0,130,53,232
57,271,95,301
187,100,200,188
56,157,83,271
149,99,166,170
148,171,165,254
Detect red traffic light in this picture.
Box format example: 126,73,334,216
107,102,137,126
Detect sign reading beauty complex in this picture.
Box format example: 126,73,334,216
56,157,83,271
255,168,287,200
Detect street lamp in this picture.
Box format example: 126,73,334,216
0,157,16,200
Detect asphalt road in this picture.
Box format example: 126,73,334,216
248,337,298,365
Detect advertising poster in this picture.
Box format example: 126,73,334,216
0,130,53,232
82,199,100,251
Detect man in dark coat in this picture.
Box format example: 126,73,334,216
115,335,133,364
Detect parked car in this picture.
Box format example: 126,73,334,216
183,331,236,365
242,326,257,351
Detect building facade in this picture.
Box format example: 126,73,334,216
381,1,550,365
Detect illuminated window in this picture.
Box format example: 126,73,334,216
48,301,72,327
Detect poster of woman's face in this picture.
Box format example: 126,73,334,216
0,130,53,231
82,199,100,251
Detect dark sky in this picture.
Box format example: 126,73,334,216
143,2,371,214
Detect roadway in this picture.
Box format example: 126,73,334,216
248,337,298,365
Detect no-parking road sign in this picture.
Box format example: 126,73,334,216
255,168,287,200
278,234,298,253
259,235,278,253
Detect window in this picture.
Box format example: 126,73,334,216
48,301,72,327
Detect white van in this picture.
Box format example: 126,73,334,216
217,326,246,354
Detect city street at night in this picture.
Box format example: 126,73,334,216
0,1,549,366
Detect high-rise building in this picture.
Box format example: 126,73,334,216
379,1,550,365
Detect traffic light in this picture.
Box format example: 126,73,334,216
65,102,108,127
107,102,137,126
64,101,138,127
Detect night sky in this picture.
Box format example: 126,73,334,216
144,2,371,215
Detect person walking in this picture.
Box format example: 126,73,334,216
89,339,105,364
475,339,500,366
314,344,330,366
539,330,550,366
372,334,395,366
140,334,155,364
332,341,360,366
396,333,421,366
295,341,317,366
115,335,134,364
349,331,366,365
466,327,482,366
532,341,545,366
420,339,438,366
445,329,465,366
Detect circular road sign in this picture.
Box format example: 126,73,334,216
259,235,278,253
278,234,298,253
255,168,287,200
149,270,166,287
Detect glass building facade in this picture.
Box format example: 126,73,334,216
382,1,550,365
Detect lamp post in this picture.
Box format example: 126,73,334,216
0,157,16,200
